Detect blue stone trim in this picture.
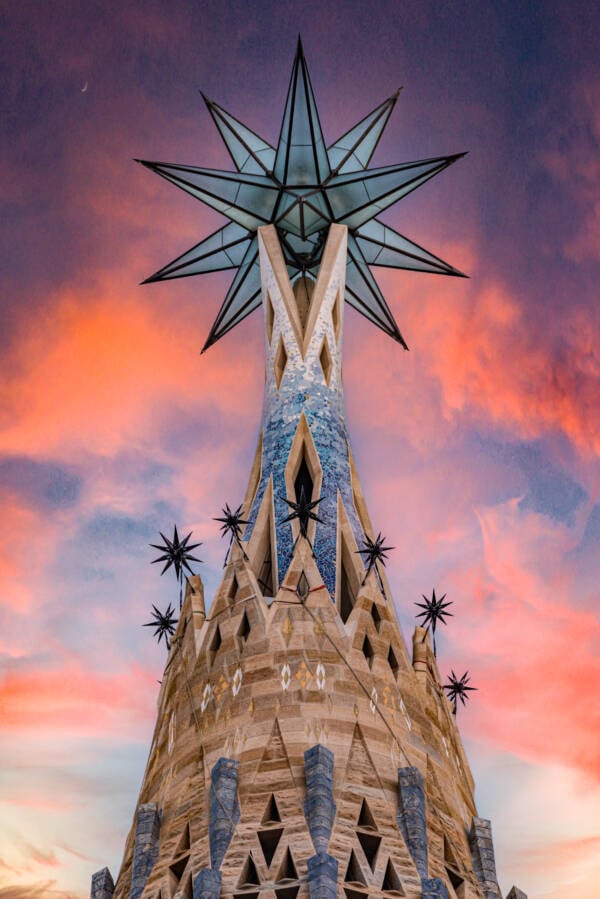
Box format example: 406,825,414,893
421,877,450,899
307,852,338,899
396,766,428,879
193,868,222,899
130,803,160,899
209,757,240,870
303,744,336,854
469,817,500,899
90,867,114,899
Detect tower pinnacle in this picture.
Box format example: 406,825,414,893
91,40,528,899
137,39,465,351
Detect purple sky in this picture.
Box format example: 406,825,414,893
1,3,599,897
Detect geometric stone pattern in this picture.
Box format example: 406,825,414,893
96,227,527,899
469,817,501,899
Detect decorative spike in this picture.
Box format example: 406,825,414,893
415,588,453,656
135,159,278,232
357,532,394,587
201,237,262,351
444,670,477,715
328,90,401,174
143,222,252,283
345,233,408,347
326,154,465,231
273,37,330,186
201,93,275,175
355,218,467,277
214,503,249,565
142,603,178,649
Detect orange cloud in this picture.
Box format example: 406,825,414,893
0,660,155,736
449,498,600,780
346,263,600,458
0,278,262,461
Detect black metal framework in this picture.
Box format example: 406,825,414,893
414,588,453,657
214,503,249,566
138,37,466,351
444,670,477,715
143,602,178,650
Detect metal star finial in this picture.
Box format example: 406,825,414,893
214,503,249,565
281,487,322,554
137,38,466,351
357,532,394,588
143,602,178,650
150,525,203,608
415,588,453,657
444,670,477,716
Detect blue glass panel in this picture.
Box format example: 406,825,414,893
138,161,279,231
204,97,275,175
327,93,399,174
327,156,459,230
356,220,464,275
345,234,406,345
274,41,330,186
203,238,262,349
145,223,252,282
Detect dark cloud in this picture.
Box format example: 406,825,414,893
0,456,82,510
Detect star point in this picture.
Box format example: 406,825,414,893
139,40,465,349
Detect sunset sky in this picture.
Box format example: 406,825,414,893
1,2,599,898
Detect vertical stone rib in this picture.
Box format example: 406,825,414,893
304,744,337,899
192,868,222,899
396,766,428,879
469,817,501,899
91,867,114,899
129,804,160,899
304,744,336,854
307,852,338,899
208,757,240,870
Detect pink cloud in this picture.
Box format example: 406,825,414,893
447,499,600,780
0,660,156,737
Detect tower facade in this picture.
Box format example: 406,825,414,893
93,40,528,899
92,225,525,899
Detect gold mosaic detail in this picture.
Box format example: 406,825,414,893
313,612,324,638
281,611,293,645
214,673,229,703
296,660,312,688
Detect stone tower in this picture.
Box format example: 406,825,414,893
92,41,527,899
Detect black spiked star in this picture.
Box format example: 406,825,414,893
444,670,477,716
143,603,178,650
214,503,249,565
150,525,203,609
150,525,203,581
281,487,322,553
357,532,394,587
138,37,466,352
415,588,453,657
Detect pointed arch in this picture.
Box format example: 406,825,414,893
247,477,278,598
336,496,363,624
284,412,323,547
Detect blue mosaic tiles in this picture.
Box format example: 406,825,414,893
243,229,365,596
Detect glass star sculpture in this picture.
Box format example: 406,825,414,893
137,37,466,352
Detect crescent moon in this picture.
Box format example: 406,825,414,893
81,81,88,93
